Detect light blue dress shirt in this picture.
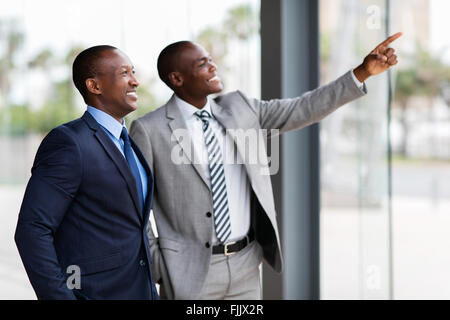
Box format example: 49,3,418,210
87,106,148,204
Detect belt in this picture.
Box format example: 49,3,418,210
212,229,254,256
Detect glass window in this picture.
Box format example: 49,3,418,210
320,0,450,299
320,0,391,299
390,0,450,299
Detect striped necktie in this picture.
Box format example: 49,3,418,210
195,110,231,243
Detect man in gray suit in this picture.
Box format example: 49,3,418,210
130,33,401,299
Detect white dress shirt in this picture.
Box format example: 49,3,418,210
351,69,365,90
175,95,251,244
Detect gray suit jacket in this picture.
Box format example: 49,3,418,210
130,70,366,299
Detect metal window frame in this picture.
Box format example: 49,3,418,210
261,0,320,300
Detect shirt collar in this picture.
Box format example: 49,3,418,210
174,95,212,122
87,106,125,140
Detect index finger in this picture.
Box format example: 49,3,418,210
374,32,403,50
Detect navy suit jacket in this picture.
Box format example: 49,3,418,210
15,111,158,300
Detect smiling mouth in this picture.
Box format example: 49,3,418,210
126,92,138,98
208,75,220,83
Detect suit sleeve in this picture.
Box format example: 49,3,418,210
244,70,367,134
14,126,82,300
130,119,164,284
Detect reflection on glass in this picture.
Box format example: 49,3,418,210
321,0,450,300
320,0,391,299
390,0,450,300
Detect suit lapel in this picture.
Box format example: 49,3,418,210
166,95,210,189
82,112,143,223
210,99,263,190
131,138,154,224
210,99,236,132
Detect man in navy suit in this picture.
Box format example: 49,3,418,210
14,45,158,300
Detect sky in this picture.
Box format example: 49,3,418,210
430,0,450,62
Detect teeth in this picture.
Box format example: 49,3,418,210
126,92,137,97
208,76,220,82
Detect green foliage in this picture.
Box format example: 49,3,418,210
224,4,258,41
27,48,54,69
0,19,24,100
1,41,159,135
0,20,24,69
194,3,258,81
29,80,81,133
63,45,85,66
2,3,257,135
392,42,450,158
125,79,160,128
395,69,424,101
196,27,229,73
1,104,31,136
320,32,332,65
394,42,450,104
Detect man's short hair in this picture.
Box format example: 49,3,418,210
157,41,193,89
72,45,117,103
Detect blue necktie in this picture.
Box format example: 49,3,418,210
121,127,144,212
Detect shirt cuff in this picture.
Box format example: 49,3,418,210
351,69,365,90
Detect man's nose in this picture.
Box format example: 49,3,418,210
130,73,139,87
209,61,217,72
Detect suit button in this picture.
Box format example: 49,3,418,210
139,259,146,267
206,212,212,218
205,242,210,248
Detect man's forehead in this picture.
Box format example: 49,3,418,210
97,50,132,69
179,44,209,61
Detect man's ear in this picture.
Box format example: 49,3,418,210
85,78,101,95
168,72,183,88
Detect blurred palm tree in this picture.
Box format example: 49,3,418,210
26,45,85,134
27,48,54,69
196,27,229,75
0,20,25,135
393,43,450,157
0,20,24,100
194,4,258,91
224,4,258,41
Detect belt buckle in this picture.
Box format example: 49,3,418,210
224,241,236,256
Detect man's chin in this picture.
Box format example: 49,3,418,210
124,104,138,115
211,85,223,94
